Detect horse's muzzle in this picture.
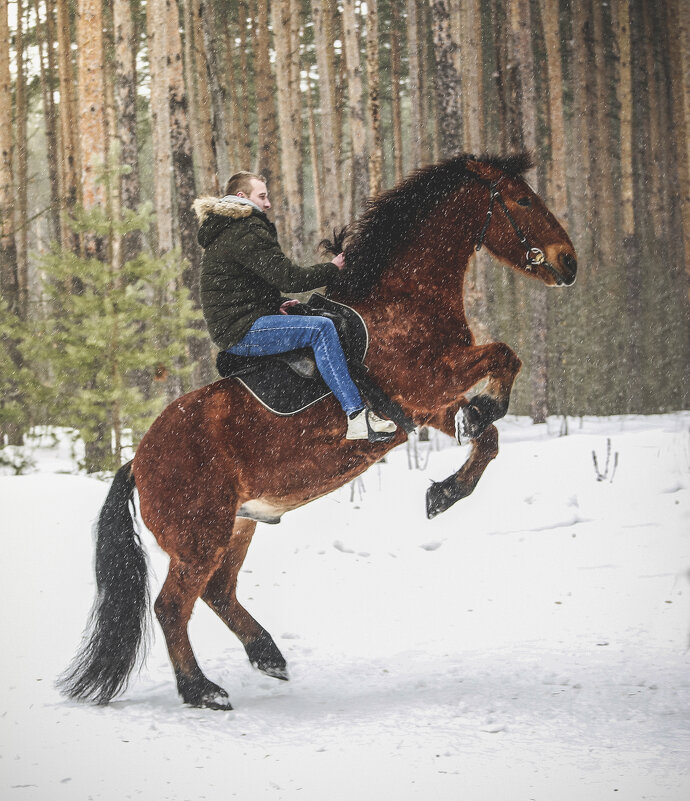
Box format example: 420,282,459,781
558,252,577,285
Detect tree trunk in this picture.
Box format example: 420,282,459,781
77,0,107,258
460,0,483,153
406,0,423,169
272,0,305,259
34,0,62,246
187,0,218,193
255,0,285,236
429,0,462,159
114,0,143,262
666,0,690,298
237,0,253,170
306,79,324,238
147,0,174,255
0,0,17,312
490,0,509,153
56,0,81,254
312,0,342,234
199,0,232,182
366,0,383,195
14,0,28,318
390,1,404,183
342,0,369,212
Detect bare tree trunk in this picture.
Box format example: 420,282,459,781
273,0,305,259
306,79,324,238
667,0,690,296
312,0,342,234
56,0,81,253
0,0,18,312
390,0,404,183
490,0,509,153
114,0,143,262
237,0,253,169
199,0,232,182
188,0,218,193
460,0,483,153
406,0,423,169
366,0,383,195
77,0,107,258
147,0,173,255
34,0,62,246
540,0,567,223
14,0,28,318
255,0,284,236
429,0,462,158
342,0,369,212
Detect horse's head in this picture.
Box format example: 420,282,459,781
466,157,577,287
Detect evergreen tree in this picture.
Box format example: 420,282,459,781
36,202,205,471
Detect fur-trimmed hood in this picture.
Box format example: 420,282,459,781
194,195,262,249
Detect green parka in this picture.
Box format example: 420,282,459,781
193,196,339,350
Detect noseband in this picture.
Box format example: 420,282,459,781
473,176,565,285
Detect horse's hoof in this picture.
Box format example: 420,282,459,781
426,475,471,518
245,632,289,681
176,670,233,710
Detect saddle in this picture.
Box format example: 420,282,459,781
216,293,415,432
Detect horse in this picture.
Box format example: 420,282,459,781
59,152,577,710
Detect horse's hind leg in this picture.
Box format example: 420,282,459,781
202,518,288,680
155,554,233,710
426,419,499,518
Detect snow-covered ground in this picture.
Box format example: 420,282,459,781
1,414,689,800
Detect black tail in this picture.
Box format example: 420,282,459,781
58,461,150,705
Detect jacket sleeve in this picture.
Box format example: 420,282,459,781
234,220,339,292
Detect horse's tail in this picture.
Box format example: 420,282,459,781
58,461,150,705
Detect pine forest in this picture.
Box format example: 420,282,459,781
0,0,688,471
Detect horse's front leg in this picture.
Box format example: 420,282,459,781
446,342,521,444
425,414,499,518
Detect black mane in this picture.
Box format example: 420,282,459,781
326,152,533,300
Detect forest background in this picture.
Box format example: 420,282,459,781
0,0,688,471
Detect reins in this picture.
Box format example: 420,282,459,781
472,175,565,286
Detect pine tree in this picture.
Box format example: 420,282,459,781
37,196,205,471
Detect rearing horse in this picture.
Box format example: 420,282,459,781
60,153,577,710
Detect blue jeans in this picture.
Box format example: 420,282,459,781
227,315,364,415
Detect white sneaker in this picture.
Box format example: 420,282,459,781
346,408,397,442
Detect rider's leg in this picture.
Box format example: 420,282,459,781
227,315,396,439
228,314,364,414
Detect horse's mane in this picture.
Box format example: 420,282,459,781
324,151,534,300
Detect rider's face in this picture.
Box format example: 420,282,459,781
243,179,271,212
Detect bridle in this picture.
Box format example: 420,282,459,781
472,175,565,285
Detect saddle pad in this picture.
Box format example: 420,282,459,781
215,294,369,416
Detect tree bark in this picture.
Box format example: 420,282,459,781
14,0,28,317
429,0,462,158
366,0,383,195
56,0,82,253
312,0,342,234
255,0,284,236
342,0,369,211
390,1,404,183
147,0,174,255
77,0,107,258
272,0,305,259
460,0,483,153
114,0,143,262
406,0,423,169
0,0,17,312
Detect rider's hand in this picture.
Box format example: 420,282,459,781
331,253,346,270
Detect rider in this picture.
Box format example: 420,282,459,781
194,171,397,442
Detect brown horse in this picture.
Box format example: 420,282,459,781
59,153,577,710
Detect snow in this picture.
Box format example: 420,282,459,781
1,414,689,800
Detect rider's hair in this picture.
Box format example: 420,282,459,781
224,171,267,197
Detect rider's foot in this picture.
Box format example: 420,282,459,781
346,408,397,442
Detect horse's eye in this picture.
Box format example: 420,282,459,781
517,197,531,207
